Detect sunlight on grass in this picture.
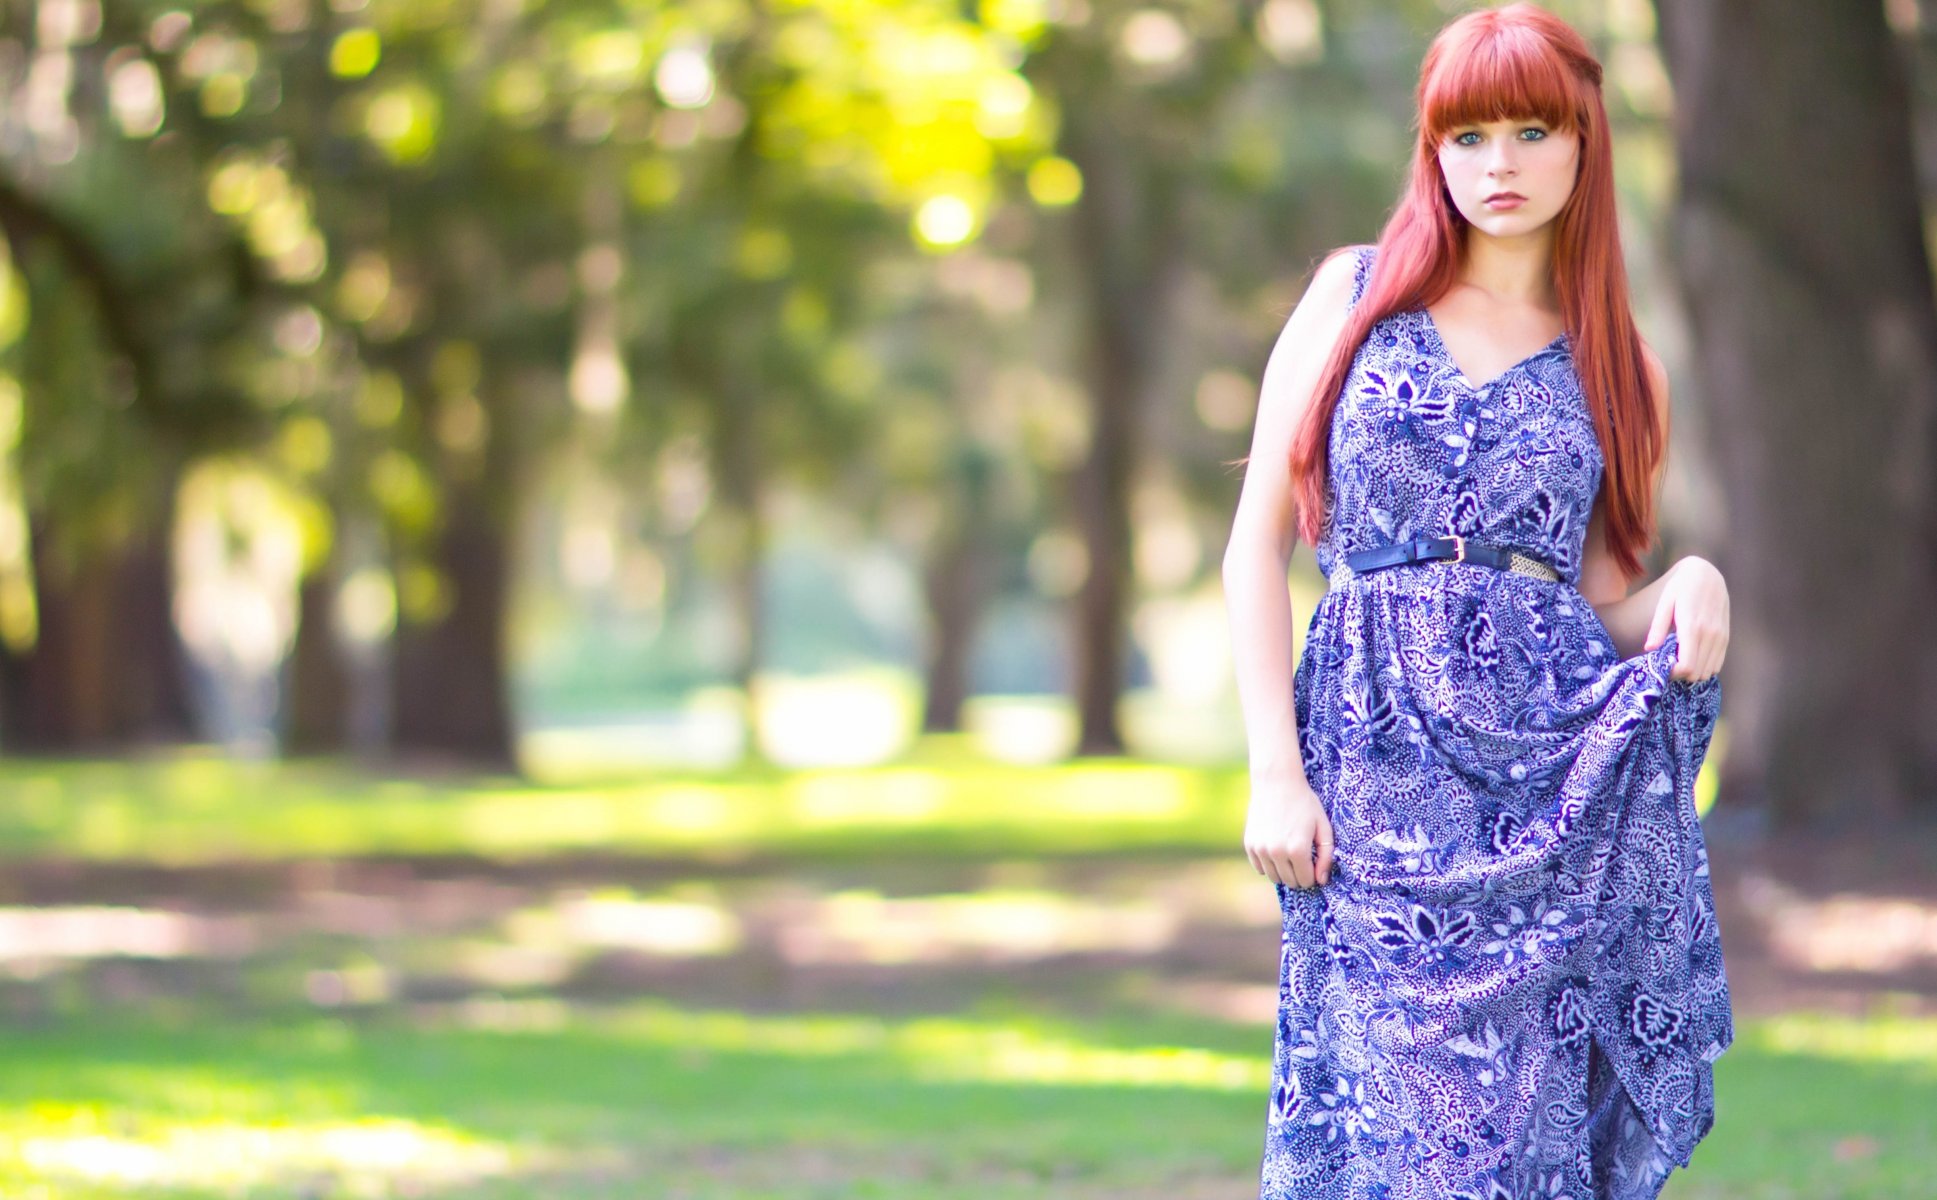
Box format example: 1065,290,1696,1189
792,768,949,824
6,1114,534,1192
782,887,1182,965
595,1003,894,1058
645,783,745,835
0,746,1741,864
0,1002,1925,1199
0,907,240,961
1745,1011,1937,1072
502,889,743,956
782,763,1195,828
0,754,1248,862
895,1018,1268,1091
610,1002,1268,1092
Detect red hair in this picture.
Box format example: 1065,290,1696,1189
1289,2,1664,582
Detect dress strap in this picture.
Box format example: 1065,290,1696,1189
1346,244,1377,312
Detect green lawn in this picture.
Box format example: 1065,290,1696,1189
0,747,1254,863
0,1004,1930,1197
0,739,1723,864
0,750,1911,1199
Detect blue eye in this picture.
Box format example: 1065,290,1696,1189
1451,127,1545,148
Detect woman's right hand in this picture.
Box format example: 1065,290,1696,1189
1244,773,1334,889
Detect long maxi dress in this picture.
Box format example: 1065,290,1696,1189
1258,245,1730,1200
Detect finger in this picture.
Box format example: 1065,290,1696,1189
1315,817,1335,885
1688,630,1715,679
1270,847,1301,886
1260,847,1287,887
1644,597,1674,652
1285,841,1315,890
1680,629,1701,678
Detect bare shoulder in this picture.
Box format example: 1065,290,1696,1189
1264,246,1363,359
1639,338,1670,418
1230,246,1370,548
1639,338,1667,382
1305,244,1369,313
1259,246,1364,410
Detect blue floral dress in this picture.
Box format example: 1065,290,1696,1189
1260,245,1729,1200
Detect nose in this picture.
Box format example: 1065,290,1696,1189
1487,139,1518,178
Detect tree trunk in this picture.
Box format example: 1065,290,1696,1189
712,369,768,766
389,484,518,771
283,566,350,755
1655,0,1937,825
1,484,196,753
3,511,116,750
1060,105,1185,757
108,479,196,744
920,448,996,733
919,541,978,733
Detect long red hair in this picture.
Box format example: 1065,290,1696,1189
1289,2,1663,582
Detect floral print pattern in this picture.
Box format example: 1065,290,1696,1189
1259,246,1730,1200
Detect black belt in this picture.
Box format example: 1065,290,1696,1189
1331,535,1560,585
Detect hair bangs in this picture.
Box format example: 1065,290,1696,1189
1420,26,1583,144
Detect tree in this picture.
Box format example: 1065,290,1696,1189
1019,0,1276,754
1655,0,1937,824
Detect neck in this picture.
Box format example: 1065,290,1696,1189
1457,225,1559,308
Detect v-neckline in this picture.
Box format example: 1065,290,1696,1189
1420,306,1569,392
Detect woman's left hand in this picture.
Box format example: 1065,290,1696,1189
1643,556,1729,682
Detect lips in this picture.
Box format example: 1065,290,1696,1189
1485,192,1526,203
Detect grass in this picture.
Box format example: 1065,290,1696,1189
0,748,1253,864
0,735,1724,865
0,747,1905,1198
0,1003,1930,1198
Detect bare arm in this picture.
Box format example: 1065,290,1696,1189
1222,247,1357,779
1578,511,1686,661
1222,247,1360,886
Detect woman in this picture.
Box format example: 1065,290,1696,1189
1221,5,1732,1198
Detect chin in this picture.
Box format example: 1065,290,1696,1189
1466,212,1553,237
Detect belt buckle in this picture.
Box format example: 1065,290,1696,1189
1450,534,1466,564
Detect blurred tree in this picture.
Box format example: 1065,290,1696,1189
621,0,1049,756
0,4,267,752
1656,0,1937,825
1020,0,1346,754
0,0,1719,778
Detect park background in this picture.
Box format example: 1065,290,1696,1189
0,0,1933,1195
